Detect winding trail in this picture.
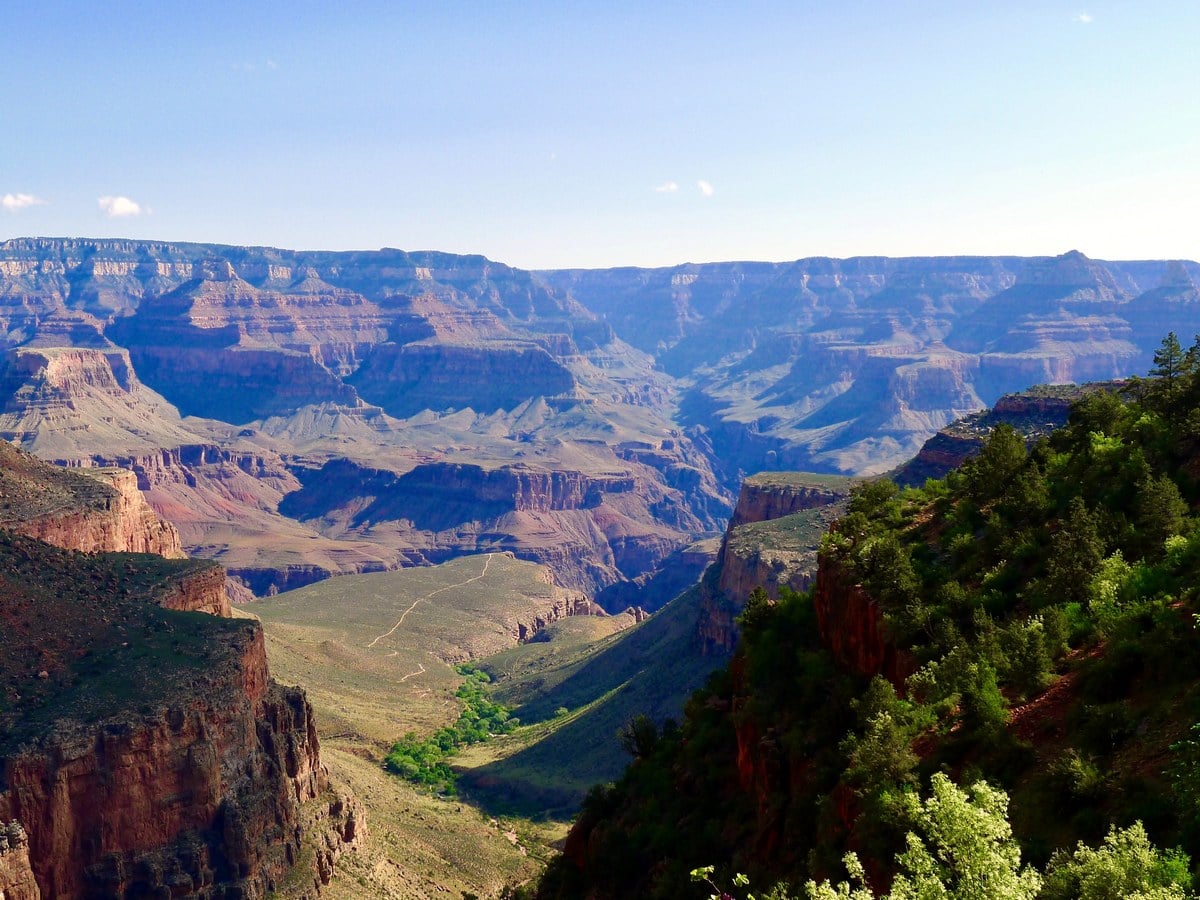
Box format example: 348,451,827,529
398,663,426,683
365,553,496,649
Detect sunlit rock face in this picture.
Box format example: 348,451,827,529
0,445,352,898
0,239,1195,598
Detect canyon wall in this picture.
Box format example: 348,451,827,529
0,628,323,898
12,466,186,559
4,240,1193,605
697,473,856,654
0,444,357,898
892,383,1112,486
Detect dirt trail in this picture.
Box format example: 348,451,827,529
398,663,426,683
365,553,495,649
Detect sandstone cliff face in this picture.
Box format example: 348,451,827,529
0,347,200,460
0,821,37,900
809,551,912,686
697,474,855,654
0,627,324,899
0,440,185,559
156,562,232,618
0,501,354,898
13,467,185,559
350,342,577,418
729,475,857,528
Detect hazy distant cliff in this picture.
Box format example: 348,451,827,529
0,238,1196,600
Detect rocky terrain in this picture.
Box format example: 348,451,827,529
0,239,1196,601
0,439,184,558
547,251,1200,476
0,443,358,898
699,472,856,653
890,381,1122,486
0,239,732,599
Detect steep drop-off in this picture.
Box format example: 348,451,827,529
0,443,358,898
0,439,184,558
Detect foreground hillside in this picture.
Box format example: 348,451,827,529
539,337,1200,898
1,240,1198,601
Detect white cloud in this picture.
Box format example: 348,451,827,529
98,195,143,218
1074,12,1094,23
2,193,45,212
697,180,715,197
654,181,679,193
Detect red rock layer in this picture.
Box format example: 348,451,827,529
810,553,913,687
15,467,185,558
156,562,233,618
0,822,38,900
0,627,332,899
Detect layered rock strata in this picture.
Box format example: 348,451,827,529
0,442,354,898
697,472,857,654
0,440,184,558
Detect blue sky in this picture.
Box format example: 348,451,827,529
2,1,1197,268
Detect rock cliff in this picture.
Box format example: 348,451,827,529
809,545,912,685
0,442,356,899
891,382,1118,486
0,532,358,899
0,821,37,900
697,472,857,654
0,440,184,558
278,456,717,599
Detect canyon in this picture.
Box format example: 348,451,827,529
1,238,1196,602
0,439,357,898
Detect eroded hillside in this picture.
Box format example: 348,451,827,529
0,441,358,899
1,240,1197,601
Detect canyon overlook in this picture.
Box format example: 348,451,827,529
0,441,358,898
0,239,1197,601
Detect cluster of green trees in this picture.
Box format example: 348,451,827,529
694,774,1190,899
384,663,518,792
535,334,1200,898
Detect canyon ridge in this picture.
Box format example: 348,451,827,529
1,238,1195,605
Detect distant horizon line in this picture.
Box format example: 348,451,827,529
0,235,1197,272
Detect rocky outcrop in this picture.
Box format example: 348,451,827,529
0,518,356,898
513,594,607,643
730,474,859,528
157,562,232,617
695,473,856,654
0,440,185,558
810,549,912,686
0,628,325,898
0,821,38,900
892,383,1117,486
13,467,185,558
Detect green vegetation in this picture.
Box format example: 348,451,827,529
689,776,1190,899
385,664,519,792
537,334,1200,899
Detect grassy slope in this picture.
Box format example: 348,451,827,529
248,547,728,892
248,553,632,897
457,580,726,819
